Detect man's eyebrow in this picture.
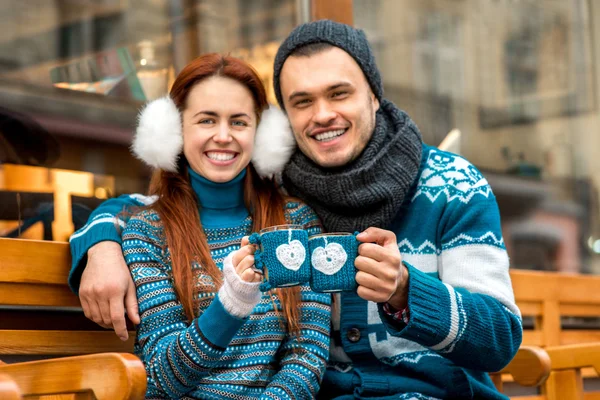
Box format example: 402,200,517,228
287,82,354,102
328,82,353,91
288,91,311,102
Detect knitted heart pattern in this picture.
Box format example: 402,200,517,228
311,242,348,275
275,240,306,271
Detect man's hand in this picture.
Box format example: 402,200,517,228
355,228,409,309
79,241,140,341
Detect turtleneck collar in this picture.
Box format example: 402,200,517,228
188,166,249,228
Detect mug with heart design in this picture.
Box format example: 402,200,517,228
308,232,358,293
249,224,311,291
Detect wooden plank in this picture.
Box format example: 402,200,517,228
0,373,21,400
560,304,600,317
545,343,600,372
519,301,543,317
511,397,545,400
523,330,544,347
0,353,146,400
0,283,80,307
311,0,353,25
0,331,135,355
545,370,583,400
542,301,561,346
0,238,71,285
560,331,600,346
511,270,600,305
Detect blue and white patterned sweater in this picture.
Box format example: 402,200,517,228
321,144,522,400
69,144,522,399
72,170,330,399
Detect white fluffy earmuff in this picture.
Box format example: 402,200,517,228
131,96,183,172
130,96,296,177
252,106,296,178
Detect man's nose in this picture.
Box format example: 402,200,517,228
312,100,337,125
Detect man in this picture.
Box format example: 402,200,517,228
69,20,521,399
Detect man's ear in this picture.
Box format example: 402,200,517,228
372,92,380,112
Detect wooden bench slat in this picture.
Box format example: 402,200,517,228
523,331,544,347
0,330,135,355
0,283,80,307
560,304,600,317
518,301,543,317
560,331,600,346
1,239,70,285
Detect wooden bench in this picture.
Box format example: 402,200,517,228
511,269,600,399
2,236,600,399
0,238,144,399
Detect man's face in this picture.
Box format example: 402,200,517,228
279,47,380,168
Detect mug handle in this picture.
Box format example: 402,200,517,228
248,233,272,292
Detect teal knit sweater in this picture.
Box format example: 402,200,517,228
92,169,330,399
69,145,522,399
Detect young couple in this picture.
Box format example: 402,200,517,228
69,20,523,400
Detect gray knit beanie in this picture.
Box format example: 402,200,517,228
273,19,383,110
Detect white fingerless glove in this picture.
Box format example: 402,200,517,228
217,252,262,318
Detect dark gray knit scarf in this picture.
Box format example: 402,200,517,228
282,100,423,232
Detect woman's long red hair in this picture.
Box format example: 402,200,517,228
148,54,301,333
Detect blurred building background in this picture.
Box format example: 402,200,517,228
1,0,599,276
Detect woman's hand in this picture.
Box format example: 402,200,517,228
218,237,263,318
231,236,262,283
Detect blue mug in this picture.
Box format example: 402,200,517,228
308,232,358,293
249,225,311,291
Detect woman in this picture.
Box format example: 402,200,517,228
122,53,331,399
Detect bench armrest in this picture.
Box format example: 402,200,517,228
490,346,551,392
0,353,146,400
546,343,600,373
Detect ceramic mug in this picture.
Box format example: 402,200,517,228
249,224,311,291
308,232,358,293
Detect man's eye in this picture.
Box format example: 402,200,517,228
332,91,348,98
295,99,311,106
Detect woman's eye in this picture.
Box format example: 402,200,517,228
198,119,215,124
232,120,248,127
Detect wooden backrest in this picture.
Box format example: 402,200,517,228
0,373,22,400
0,238,135,357
510,269,600,347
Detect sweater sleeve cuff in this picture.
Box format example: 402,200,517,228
198,294,246,348
385,263,457,349
68,220,123,294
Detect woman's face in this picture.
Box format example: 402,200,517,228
182,76,257,183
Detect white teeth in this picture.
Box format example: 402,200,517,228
207,152,235,161
314,129,346,142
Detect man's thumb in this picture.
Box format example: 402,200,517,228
125,281,140,325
